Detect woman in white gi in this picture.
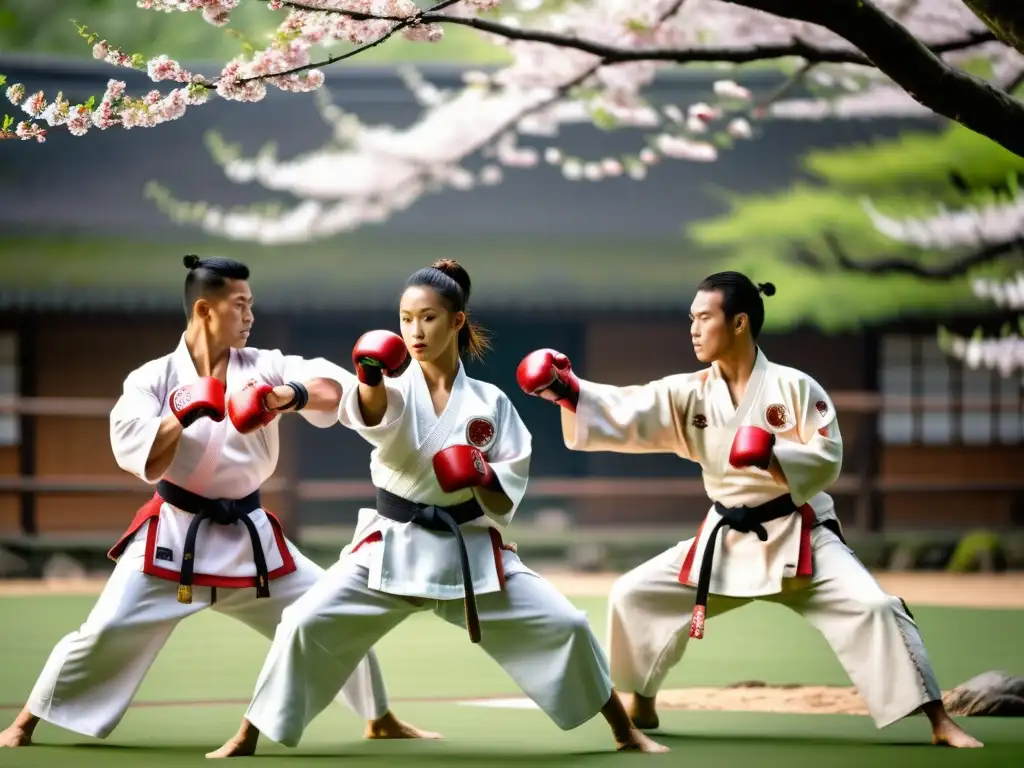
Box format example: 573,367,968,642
209,259,669,758
517,271,982,749
0,256,432,750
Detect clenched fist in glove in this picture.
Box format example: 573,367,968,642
352,330,408,386
170,377,226,428
228,382,278,434
433,444,497,494
729,426,775,471
516,348,579,412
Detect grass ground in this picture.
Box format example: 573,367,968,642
1,572,1022,767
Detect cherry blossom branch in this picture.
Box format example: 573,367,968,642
233,0,461,84
723,0,1024,159
257,2,997,84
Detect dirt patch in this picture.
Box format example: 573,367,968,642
540,571,1024,609
1,571,1024,607
634,684,874,716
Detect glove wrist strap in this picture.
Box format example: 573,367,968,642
275,381,309,412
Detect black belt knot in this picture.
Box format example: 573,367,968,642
692,494,799,637
156,480,270,604
374,487,485,643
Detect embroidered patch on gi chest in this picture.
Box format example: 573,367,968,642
692,414,708,430
155,546,174,562
466,417,496,452
764,403,794,431
815,400,829,417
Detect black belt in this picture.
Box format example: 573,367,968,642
156,480,270,604
691,494,800,639
375,487,485,643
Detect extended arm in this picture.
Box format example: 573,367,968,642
517,348,697,458
266,377,343,414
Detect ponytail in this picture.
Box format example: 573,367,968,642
459,316,492,362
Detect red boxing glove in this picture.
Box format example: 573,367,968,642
228,382,278,434
729,425,775,470
516,348,579,412
352,330,408,386
169,377,226,428
433,445,496,493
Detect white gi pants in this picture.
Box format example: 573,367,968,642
243,545,614,748
608,525,943,729
25,523,389,740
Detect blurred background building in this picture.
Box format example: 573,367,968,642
0,1,1021,576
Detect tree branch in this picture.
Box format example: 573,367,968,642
723,0,1024,159
961,0,1024,56
434,16,993,67
262,1,994,78
794,231,1024,279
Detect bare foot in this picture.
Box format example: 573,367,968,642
0,708,38,748
0,726,31,748
206,719,260,759
617,728,671,753
932,719,984,748
364,711,443,740
628,693,660,731
921,700,983,748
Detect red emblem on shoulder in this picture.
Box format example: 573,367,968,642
765,403,790,430
815,400,828,417
466,417,496,451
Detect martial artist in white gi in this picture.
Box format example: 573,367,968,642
208,258,669,758
0,256,434,750
517,271,982,749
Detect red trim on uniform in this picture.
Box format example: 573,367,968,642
796,503,814,577
107,492,297,588
351,530,382,553
487,527,506,587
677,518,706,585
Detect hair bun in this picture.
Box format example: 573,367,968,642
431,258,472,301
183,254,201,270
757,281,776,297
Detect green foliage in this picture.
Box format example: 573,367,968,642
947,530,1004,573
686,122,1024,332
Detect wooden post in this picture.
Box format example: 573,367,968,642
16,315,37,536
854,330,883,534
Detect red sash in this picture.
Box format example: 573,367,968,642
107,491,297,589
679,502,815,586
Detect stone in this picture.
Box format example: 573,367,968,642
942,670,1024,716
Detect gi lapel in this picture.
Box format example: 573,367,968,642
713,348,769,473
390,361,466,498
177,340,231,496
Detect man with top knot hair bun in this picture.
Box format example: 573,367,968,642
0,255,436,752
517,270,983,749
